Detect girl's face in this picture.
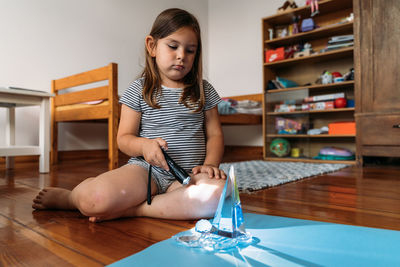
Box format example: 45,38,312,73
146,26,198,88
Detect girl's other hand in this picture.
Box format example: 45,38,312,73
142,138,169,171
192,165,227,179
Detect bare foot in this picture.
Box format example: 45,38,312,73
32,187,76,210
88,205,140,223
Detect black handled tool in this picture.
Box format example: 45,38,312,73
147,150,191,205
162,150,191,185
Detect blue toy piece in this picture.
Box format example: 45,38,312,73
314,146,355,160
301,18,316,32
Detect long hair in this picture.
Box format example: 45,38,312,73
142,8,204,112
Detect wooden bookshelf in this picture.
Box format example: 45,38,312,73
262,0,356,163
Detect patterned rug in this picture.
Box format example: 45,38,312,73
219,160,349,192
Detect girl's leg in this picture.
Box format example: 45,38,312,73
32,164,158,220
134,172,225,220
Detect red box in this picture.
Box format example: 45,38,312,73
265,47,285,62
329,122,356,135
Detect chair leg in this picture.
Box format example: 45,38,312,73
51,121,58,165
108,116,118,170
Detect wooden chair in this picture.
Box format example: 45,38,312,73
51,63,119,170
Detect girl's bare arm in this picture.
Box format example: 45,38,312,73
117,104,169,170
192,106,226,179
203,106,224,167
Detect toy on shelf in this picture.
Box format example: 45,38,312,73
291,147,301,158
314,147,355,161
316,70,349,84
277,0,298,13
343,68,355,81
334,97,347,108
294,42,313,58
275,117,303,134
321,71,333,84
307,126,329,135
301,18,316,32
270,138,291,157
306,0,319,17
291,15,300,35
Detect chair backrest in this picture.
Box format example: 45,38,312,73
52,63,118,121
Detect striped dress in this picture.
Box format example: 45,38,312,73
119,78,221,175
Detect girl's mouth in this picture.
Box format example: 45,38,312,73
172,65,184,71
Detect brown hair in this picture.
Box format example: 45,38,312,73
142,8,204,112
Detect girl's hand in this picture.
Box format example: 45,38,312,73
192,165,227,179
142,138,169,171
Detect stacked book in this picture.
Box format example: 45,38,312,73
325,35,354,51
274,92,345,112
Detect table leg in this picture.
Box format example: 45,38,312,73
5,107,15,169
39,98,50,173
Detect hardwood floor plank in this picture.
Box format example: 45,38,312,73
0,183,191,265
0,215,102,266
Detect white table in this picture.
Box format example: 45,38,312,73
0,87,54,173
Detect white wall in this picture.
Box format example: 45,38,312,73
207,0,281,146
0,0,208,150
0,0,289,151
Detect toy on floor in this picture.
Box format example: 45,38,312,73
173,166,253,251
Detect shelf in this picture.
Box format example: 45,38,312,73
266,81,354,94
262,0,353,26
262,0,356,164
265,157,356,165
0,146,41,157
264,47,353,68
220,114,262,125
265,22,353,48
267,134,355,138
267,107,355,115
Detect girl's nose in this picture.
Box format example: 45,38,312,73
176,48,185,60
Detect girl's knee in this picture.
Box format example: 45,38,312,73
196,178,225,205
75,185,113,216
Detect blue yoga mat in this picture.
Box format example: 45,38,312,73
109,213,400,267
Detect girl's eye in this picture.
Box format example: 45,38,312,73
168,44,177,50
186,49,196,54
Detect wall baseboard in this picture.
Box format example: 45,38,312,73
0,146,263,166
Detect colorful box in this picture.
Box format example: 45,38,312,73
328,122,356,135
309,101,334,110
265,47,285,62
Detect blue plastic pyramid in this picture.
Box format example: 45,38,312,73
211,166,247,238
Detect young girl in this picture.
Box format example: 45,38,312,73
32,8,226,222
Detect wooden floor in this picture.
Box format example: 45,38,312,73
1,157,400,266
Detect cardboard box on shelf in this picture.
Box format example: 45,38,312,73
328,121,356,135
